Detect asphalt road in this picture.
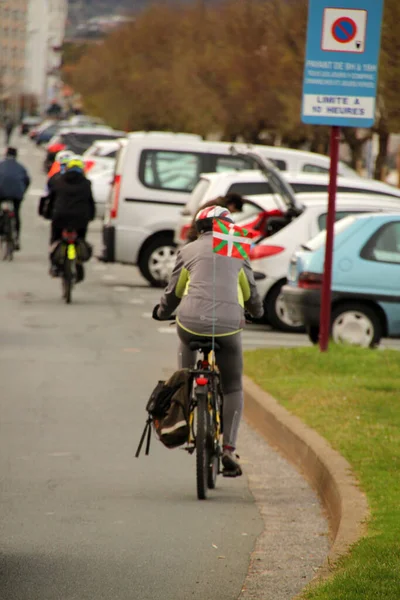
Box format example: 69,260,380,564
0,137,330,600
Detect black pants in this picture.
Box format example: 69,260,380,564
13,199,21,236
50,223,87,244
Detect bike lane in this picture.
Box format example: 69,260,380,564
0,138,328,599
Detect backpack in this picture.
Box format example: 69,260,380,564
135,369,192,457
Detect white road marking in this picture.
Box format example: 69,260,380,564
28,188,45,196
113,286,130,292
102,274,116,281
48,452,73,457
142,312,152,318
158,327,176,334
129,298,145,305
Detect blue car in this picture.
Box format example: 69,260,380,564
282,213,400,347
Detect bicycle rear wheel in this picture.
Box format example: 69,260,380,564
1,236,8,261
62,259,73,304
207,404,220,490
6,238,14,261
196,391,209,500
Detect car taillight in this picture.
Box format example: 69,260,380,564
84,160,95,173
250,245,285,260
110,174,121,219
298,272,323,290
180,223,191,241
48,142,66,154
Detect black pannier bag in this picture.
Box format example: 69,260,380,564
38,196,53,220
76,239,93,262
50,239,93,266
50,240,66,266
135,369,192,457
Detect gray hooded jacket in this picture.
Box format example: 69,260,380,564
158,232,263,336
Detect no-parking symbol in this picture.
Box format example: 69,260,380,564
322,8,367,53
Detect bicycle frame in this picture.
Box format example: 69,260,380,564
188,352,222,445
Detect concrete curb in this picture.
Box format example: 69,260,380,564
243,375,369,583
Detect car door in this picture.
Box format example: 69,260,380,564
357,219,400,334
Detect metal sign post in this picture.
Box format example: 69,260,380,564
301,0,384,351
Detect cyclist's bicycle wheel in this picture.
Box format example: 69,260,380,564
62,258,75,304
195,390,209,500
1,215,15,261
207,400,220,490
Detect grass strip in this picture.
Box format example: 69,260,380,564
244,345,400,600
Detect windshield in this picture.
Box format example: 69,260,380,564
306,215,357,250
186,178,211,215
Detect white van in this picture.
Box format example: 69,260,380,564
101,134,261,285
175,170,400,244
100,134,359,286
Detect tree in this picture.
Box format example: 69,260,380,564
373,0,400,180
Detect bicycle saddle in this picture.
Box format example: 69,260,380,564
189,341,220,352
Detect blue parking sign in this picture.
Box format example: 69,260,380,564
302,0,384,128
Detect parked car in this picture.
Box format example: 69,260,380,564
100,135,267,286
20,116,41,135
44,127,126,172
175,169,400,245
28,118,56,141
249,192,400,333
87,166,115,220
100,137,363,286
282,213,400,347
82,139,122,174
35,121,70,146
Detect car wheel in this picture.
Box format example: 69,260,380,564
331,303,382,348
265,282,305,333
307,325,320,345
138,234,177,287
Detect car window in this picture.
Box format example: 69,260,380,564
318,210,371,231
306,216,357,250
302,164,330,174
228,181,273,195
231,202,263,223
267,159,286,171
361,221,400,264
215,156,253,173
140,150,201,192
63,133,122,154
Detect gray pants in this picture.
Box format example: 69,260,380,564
177,326,243,449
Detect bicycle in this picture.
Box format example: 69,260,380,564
0,199,18,261
185,339,224,500
60,229,78,304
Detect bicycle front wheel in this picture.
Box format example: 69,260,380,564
196,391,209,500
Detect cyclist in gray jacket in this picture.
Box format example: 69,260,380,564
153,205,263,475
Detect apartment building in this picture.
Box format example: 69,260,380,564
0,0,29,116
25,0,68,112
